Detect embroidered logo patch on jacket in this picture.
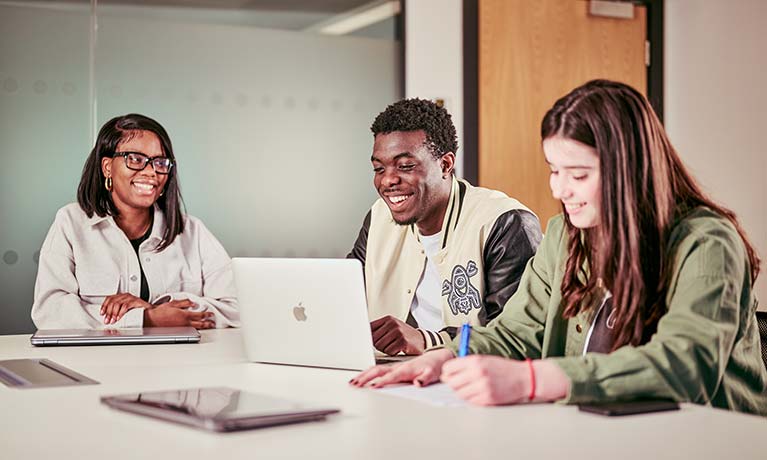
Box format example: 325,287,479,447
441,260,481,315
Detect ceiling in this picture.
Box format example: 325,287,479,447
19,0,376,13
6,0,399,38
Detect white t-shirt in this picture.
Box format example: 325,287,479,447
409,232,445,331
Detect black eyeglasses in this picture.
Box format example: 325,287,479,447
114,151,174,174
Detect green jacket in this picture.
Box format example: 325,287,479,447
449,208,767,415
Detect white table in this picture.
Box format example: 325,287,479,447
1,329,764,459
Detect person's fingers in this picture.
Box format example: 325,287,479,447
371,315,401,335
441,354,478,379
372,327,393,350
106,304,118,324
110,305,124,323
112,299,131,323
371,318,396,343
190,320,215,329
413,364,440,387
350,365,393,387
382,336,406,356
100,297,110,316
185,311,215,323
108,301,124,322
101,299,111,321
374,328,402,355
443,370,477,395
442,358,513,406
370,363,418,388
185,311,210,321
104,300,122,324
370,316,390,333
102,294,136,320
113,303,133,322
441,358,458,378
101,295,119,317
453,380,493,406
441,359,480,392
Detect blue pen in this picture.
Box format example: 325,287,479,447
458,323,472,357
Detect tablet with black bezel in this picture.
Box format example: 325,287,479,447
100,387,340,432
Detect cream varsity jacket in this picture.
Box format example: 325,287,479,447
349,178,542,348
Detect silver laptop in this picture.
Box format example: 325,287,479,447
30,327,200,346
234,258,404,371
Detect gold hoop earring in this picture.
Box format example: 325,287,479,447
105,176,113,191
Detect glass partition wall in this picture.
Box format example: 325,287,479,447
0,0,403,334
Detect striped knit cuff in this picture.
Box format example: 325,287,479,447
418,329,448,350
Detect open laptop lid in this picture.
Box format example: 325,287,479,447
233,258,376,371
30,327,200,346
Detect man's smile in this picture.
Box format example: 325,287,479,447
383,192,414,210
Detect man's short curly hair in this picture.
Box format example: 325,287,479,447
370,98,458,159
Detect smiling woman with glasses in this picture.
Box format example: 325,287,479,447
31,113,239,330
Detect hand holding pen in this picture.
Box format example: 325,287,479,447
351,323,473,388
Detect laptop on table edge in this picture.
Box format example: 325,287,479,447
31,327,200,346
233,257,411,371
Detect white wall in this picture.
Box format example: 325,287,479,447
665,0,767,307
404,0,464,177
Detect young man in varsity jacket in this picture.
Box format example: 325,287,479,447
348,98,543,356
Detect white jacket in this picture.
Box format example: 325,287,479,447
31,203,239,329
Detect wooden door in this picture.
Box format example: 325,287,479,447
479,0,647,228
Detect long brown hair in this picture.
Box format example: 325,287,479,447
541,80,760,349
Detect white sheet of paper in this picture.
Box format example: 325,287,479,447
375,383,466,407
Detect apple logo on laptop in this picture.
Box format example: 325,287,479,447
293,302,307,321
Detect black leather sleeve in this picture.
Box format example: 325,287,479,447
479,209,542,325
346,210,371,266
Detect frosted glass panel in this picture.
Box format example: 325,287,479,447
0,3,401,334
95,14,397,258
0,4,91,335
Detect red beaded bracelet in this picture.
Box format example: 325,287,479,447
526,358,536,402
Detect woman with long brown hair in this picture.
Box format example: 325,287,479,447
351,80,767,415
